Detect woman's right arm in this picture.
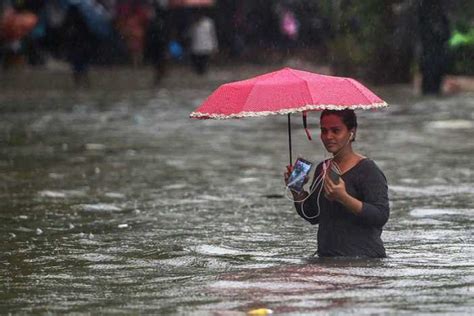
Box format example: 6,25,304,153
289,163,324,224
294,191,320,224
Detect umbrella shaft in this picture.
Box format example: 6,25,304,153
288,114,292,165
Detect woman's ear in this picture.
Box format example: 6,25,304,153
349,130,356,141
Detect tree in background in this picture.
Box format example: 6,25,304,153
446,1,474,76
322,0,417,84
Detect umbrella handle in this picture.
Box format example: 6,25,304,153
288,114,292,166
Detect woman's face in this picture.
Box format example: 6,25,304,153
320,114,353,154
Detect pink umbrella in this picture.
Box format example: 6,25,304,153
190,67,387,164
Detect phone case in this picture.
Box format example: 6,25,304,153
329,163,341,184
288,158,313,192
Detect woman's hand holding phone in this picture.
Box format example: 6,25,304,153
284,164,309,201
323,173,347,202
323,174,364,215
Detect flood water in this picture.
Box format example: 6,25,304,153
1,67,473,314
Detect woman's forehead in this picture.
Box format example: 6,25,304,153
320,114,344,126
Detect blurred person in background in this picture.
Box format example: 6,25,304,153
187,8,218,75
116,0,151,66
278,4,299,54
145,0,168,86
418,0,451,95
0,0,38,68
62,3,98,87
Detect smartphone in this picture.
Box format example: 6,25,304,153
328,162,341,184
287,158,313,192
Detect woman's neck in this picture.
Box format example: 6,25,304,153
332,146,354,163
333,146,358,161
332,148,365,173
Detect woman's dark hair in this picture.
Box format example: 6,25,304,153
320,109,358,140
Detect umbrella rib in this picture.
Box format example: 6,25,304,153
241,81,261,113
345,78,380,105
287,68,315,106
242,69,300,111
239,69,287,112
303,80,315,106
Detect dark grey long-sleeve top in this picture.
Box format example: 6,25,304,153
295,158,389,258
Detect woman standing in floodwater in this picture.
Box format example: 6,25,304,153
285,109,390,258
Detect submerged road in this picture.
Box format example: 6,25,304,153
1,65,473,314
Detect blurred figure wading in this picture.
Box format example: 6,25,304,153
187,9,217,75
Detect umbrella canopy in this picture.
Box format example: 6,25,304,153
190,67,388,164
190,67,387,119
73,0,112,39
53,0,112,39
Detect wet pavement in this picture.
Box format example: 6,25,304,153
1,65,473,314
